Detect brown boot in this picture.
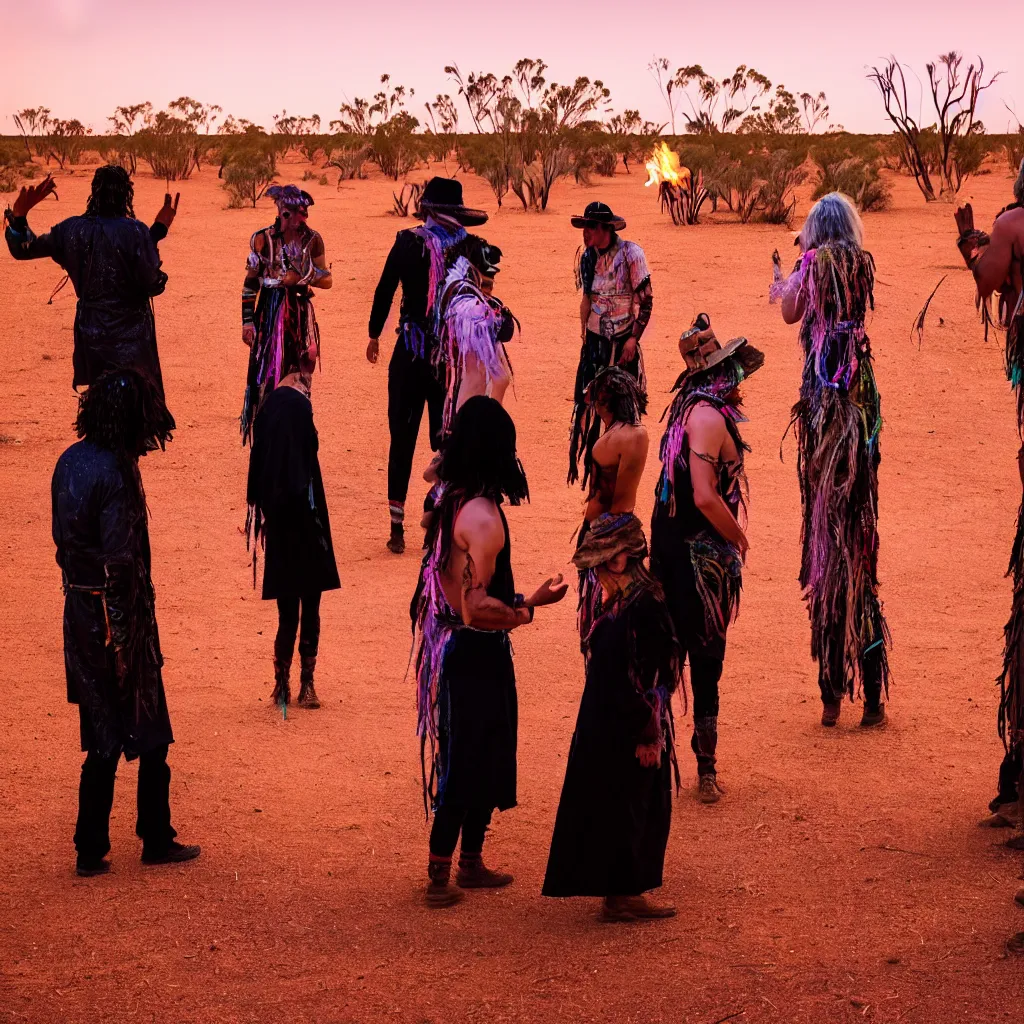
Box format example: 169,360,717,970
1007,931,1024,955
297,656,320,709
425,855,462,908
600,894,676,923
456,852,513,889
1006,832,1024,852
271,657,291,708
860,703,887,728
821,701,841,727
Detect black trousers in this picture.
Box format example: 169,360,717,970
652,542,726,778
387,340,444,505
74,744,176,860
275,590,322,662
996,744,1024,805
428,803,493,859
817,602,885,709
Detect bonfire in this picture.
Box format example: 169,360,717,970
645,142,692,225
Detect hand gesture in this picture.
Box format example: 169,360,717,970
154,192,180,230
11,174,57,218
242,325,255,347
635,742,661,768
954,203,975,239
527,573,568,608
618,337,638,366
366,338,380,365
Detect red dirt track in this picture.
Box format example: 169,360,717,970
1,159,1023,1022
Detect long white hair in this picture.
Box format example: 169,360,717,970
797,192,864,251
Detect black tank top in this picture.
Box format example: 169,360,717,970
489,505,517,606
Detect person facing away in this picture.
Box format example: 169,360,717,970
5,166,179,396
543,512,684,923
770,192,889,729
246,348,340,712
366,176,494,555
52,369,199,878
411,396,567,909
650,318,763,805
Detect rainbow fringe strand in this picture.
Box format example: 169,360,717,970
789,242,891,702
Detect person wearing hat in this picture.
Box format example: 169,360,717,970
367,176,494,554
239,184,331,446
543,512,683,923
568,201,654,486
771,192,889,728
650,316,763,803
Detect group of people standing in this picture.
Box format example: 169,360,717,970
4,159,1023,946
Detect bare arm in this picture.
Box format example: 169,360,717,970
973,213,1018,302
579,293,591,338
687,407,748,556
456,501,531,630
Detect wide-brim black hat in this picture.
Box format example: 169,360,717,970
571,201,626,232
416,176,488,227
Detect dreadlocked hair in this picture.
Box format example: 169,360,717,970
76,368,175,458
589,366,648,426
423,396,528,575
85,165,135,219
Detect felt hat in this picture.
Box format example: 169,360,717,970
679,316,765,378
571,201,626,232
417,177,488,227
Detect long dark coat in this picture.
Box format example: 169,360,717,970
6,214,168,393
52,440,173,760
246,384,340,600
543,587,676,898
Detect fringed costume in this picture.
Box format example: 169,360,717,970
247,382,340,710
773,243,890,709
436,255,516,436
240,192,326,446
650,329,763,783
568,203,653,486
544,513,684,901
368,177,492,549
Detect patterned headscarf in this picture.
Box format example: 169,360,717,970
266,184,314,210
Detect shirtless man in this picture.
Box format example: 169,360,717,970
955,170,1024,836
650,321,764,802
411,396,567,908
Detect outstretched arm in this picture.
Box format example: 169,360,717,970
5,175,60,262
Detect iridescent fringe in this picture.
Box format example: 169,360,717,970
689,532,743,640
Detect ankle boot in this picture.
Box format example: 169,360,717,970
297,655,320,709
425,855,462,908
456,851,513,889
271,657,291,707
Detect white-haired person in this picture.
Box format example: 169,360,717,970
770,192,890,729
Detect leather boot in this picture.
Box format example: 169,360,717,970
271,657,291,708
297,655,320,709
425,855,462,908
456,851,513,888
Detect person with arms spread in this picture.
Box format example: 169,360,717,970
5,166,178,396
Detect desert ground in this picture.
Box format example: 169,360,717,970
1,155,1023,1023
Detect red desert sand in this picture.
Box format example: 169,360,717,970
1,158,1023,1022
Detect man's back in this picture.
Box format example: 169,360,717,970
587,423,649,521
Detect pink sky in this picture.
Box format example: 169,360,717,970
4,0,1022,135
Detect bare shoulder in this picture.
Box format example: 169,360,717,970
993,206,1024,235
686,403,728,440
454,496,503,544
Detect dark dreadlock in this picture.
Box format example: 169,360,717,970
76,368,175,459
587,365,648,426
85,165,136,219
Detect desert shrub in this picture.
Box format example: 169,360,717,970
327,139,371,181
811,137,891,212
756,147,807,224
721,158,764,222
137,112,199,180
46,119,90,169
460,133,513,207
220,133,280,207
1007,128,1024,173
318,174,328,186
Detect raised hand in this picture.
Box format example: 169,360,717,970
771,248,783,283
954,203,975,239
11,174,57,218
154,192,180,229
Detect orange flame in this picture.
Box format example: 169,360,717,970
644,142,691,191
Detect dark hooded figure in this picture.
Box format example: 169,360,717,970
543,513,683,923
247,347,340,710
51,369,198,877
5,167,178,396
